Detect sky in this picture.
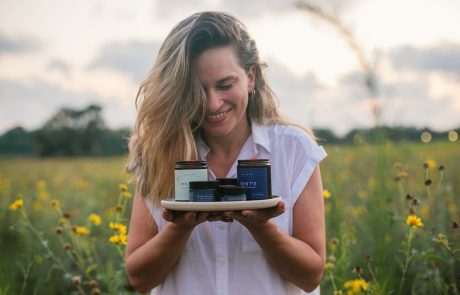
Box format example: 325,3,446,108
0,0,459,136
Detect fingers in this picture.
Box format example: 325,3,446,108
234,201,286,227
162,210,210,227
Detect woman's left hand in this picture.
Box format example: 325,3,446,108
232,200,286,228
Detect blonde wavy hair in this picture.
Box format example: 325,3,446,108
127,11,302,205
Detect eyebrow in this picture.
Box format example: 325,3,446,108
216,75,238,85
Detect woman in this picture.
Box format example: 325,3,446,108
125,11,327,295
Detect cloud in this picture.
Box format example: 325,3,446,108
47,59,72,74
390,42,460,76
153,0,360,19
381,77,458,131
0,78,104,133
0,33,42,54
88,40,161,83
265,59,325,127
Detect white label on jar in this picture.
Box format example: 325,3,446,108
174,169,208,201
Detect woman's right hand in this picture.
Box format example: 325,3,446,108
162,209,210,229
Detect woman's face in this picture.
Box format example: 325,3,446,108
194,45,255,140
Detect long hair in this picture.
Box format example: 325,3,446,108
127,11,300,205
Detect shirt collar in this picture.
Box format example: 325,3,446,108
251,122,271,155
196,121,272,159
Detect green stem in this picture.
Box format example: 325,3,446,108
21,209,69,273
398,228,415,295
20,260,32,295
328,270,338,292
367,261,381,295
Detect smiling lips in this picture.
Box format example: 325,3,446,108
206,109,230,123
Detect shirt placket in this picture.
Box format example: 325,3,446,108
215,222,228,295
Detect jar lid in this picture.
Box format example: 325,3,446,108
237,159,270,166
216,178,238,186
176,161,207,168
189,181,219,190
219,186,246,195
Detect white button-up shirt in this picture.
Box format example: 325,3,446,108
146,123,327,295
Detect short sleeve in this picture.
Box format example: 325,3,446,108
291,132,327,201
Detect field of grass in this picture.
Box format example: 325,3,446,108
1,140,459,294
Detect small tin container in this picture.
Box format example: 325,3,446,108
237,159,272,200
220,186,247,202
189,181,219,202
175,161,208,201
216,178,239,186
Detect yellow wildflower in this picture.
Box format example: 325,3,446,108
119,184,128,192
406,215,424,228
74,226,90,235
325,262,334,270
344,278,368,295
109,222,127,235
109,234,128,246
36,180,47,191
9,199,24,211
109,235,120,244
424,160,437,169
88,213,102,226
122,191,132,199
399,171,409,178
323,190,331,199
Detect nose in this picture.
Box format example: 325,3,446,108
206,89,223,113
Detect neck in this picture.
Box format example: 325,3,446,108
203,122,251,158
201,120,251,178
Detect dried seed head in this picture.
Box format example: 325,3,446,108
72,276,81,286
438,165,445,171
425,179,432,186
55,226,64,234
406,194,413,200
423,162,429,169
452,222,459,229
89,280,98,288
352,266,363,275
64,243,71,250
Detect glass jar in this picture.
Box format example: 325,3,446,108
237,159,272,200
219,186,247,202
189,181,219,202
175,161,208,201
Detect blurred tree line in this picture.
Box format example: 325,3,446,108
0,105,129,156
0,104,458,157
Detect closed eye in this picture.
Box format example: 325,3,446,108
217,83,233,90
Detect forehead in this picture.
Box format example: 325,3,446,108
193,46,244,83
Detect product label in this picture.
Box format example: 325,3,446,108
237,167,269,200
174,169,208,201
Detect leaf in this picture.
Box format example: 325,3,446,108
86,263,98,275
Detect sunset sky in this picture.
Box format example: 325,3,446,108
1,0,459,136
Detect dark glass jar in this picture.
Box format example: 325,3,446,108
175,161,208,201
237,159,272,200
219,186,247,202
216,178,239,186
189,181,219,202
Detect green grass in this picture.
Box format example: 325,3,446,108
0,140,459,294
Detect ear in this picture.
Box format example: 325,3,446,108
247,65,256,90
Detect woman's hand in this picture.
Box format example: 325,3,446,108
162,209,210,229
232,200,286,228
